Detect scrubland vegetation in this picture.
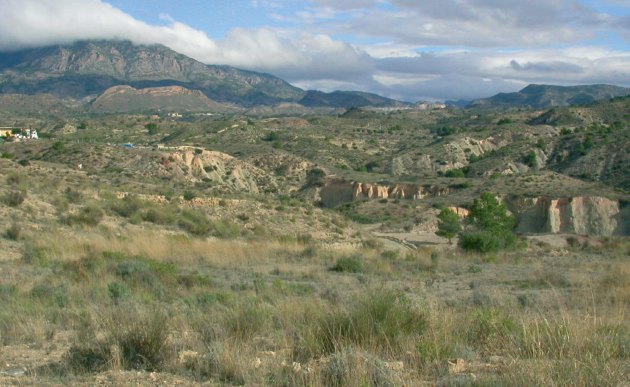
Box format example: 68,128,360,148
0,97,629,385
0,181,628,385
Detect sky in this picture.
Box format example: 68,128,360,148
1,0,630,102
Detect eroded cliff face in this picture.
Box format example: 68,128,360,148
507,196,629,236
158,148,276,194
320,181,449,207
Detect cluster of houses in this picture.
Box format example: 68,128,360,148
0,127,38,141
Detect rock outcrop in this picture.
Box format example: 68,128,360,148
320,181,450,207
390,136,499,176
158,148,276,193
507,196,629,236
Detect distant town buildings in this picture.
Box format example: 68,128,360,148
0,127,38,141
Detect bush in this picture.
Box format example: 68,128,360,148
466,308,517,348
296,290,427,359
330,256,364,273
108,281,129,304
212,220,241,239
183,190,198,201
141,207,177,225
112,309,171,371
305,168,326,188
109,195,144,218
66,341,112,373
4,223,22,240
459,230,505,253
3,190,26,207
52,141,65,152
67,204,104,227
524,150,538,168
31,283,69,307
444,168,465,178
224,302,269,341
263,131,279,141
178,210,212,236
68,309,171,373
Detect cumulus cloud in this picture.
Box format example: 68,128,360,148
303,0,606,47
0,0,218,53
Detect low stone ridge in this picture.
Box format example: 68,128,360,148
319,181,450,207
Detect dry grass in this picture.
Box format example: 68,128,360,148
0,188,628,385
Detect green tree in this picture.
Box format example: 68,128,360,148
435,208,461,244
524,150,538,169
145,123,159,135
459,192,518,252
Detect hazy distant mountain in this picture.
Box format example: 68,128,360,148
469,84,630,109
445,99,470,108
299,90,408,109
0,40,407,109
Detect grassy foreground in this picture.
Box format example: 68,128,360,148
1,226,628,385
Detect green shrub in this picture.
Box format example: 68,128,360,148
67,204,104,227
224,302,269,341
107,281,129,304
31,283,69,307
444,168,465,178
22,242,47,265
183,190,198,201
145,123,158,135
459,230,504,253
52,141,65,152
212,220,241,239
330,256,364,273
109,195,144,218
296,290,427,359
263,131,279,141
178,209,212,236
141,206,177,225
466,308,517,349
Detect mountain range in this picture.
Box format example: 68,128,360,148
469,84,630,109
0,40,629,111
0,40,403,109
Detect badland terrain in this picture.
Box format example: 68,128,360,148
0,40,628,386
